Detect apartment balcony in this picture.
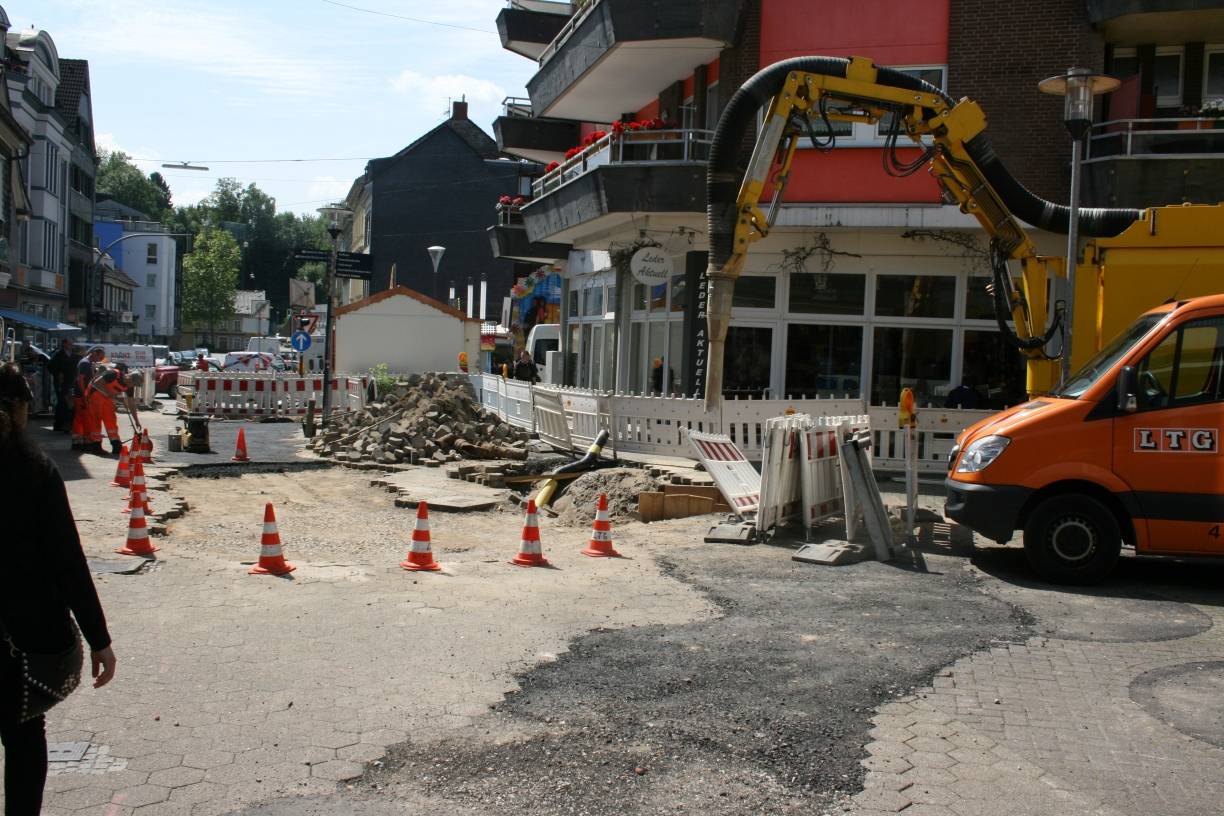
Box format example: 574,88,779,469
497,1,572,60
493,96,580,164
1087,0,1224,39
487,204,571,263
69,189,92,219
1083,117,1224,208
527,0,743,121
520,127,711,244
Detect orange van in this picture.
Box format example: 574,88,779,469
946,295,1224,583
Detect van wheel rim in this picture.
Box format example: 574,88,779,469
1049,516,1096,563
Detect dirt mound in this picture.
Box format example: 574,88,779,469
552,467,660,527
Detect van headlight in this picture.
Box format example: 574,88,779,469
956,435,1010,473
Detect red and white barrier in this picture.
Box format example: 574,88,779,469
757,415,805,533
176,372,369,417
686,430,761,516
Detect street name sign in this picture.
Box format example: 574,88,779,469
293,248,329,263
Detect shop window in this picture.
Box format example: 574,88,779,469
649,282,666,312
1206,47,1224,102
568,288,578,317
788,273,865,315
964,276,996,320
733,276,776,309
582,286,603,316
875,274,956,318
632,283,647,311
665,323,683,396
629,323,644,392
785,324,863,398
580,324,593,387
723,326,772,398
590,324,604,388
670,274,687,313
605,284,617,316
871,327,952,406
960,330,1026,410
647,322,667,395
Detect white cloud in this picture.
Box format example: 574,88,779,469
389,70,506,119
304,176,352,205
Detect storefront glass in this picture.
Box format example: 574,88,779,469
874,274,956,318
785,324,863,398
723,326,772,398
788,273,866,315
870,326,952,405
733,276,776,309
960,329,1026,409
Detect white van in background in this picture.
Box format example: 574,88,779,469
525,323,560,384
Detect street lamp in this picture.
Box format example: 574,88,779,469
1038,67,1120,385
427,245,445,302
317,203,353,423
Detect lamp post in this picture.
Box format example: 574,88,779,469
317,204,353,423
427,245,445,302
1038,67,1120,385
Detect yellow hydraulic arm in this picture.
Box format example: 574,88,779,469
705,57,1080,408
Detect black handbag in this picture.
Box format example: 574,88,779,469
1,619,84,723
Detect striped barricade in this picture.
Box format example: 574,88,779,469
177,374,368,418
686,430,761,518
757,415,806,534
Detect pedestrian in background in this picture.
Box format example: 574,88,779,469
513,350,539,384
47,338,78,433
0,362,117,816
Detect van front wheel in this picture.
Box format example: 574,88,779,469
1023,494,1121,584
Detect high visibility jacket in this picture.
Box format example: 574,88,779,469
74,358,95,397
87,369,129,399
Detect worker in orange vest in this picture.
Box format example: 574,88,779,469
84,363,141,455
70,346,106,451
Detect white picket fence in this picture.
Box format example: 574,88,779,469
176,371,369,418
467,374,993,473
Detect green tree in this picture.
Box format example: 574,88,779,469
96,151,172,218
182,228,241,347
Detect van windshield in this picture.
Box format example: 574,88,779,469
1054,313,1168,398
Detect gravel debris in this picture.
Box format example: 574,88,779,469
551,467,661,527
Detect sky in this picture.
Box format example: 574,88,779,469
12,0,540,214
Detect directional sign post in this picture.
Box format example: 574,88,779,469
293,248,330,264
290,330,312,352
334,251,373,281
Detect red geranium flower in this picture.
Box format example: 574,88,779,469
564,147,580,159
590,130,607,141
498,195,513,205
511,196,527,206
611,121,626,134
627,121,643,131
647,118,665,130
544,161,559,172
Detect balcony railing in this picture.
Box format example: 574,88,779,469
502,96,533,118
537,0,601,66
1086,117,1224,161
531,127,713,197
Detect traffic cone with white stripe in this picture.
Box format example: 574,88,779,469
511,500,551,567
129,431,143,466
582,493,620,557
122,459,152,515
141,428,155,464
115,493,157,557
232,427,250,462
110,444,131,488
400,501,441,572
249,502,295,575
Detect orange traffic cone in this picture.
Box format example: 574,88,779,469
141,429,155,464
400,501,441,571
110,444,131,488
129,431,143,466
511,500,551,567
249,502,295,575
232,427,250,462
115,493,158,557
582,494,620,557
122,459,152,515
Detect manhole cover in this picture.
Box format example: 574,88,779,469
88,558,149,575
48,742,90,762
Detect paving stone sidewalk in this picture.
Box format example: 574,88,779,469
851,579,1224,816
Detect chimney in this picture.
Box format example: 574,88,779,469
451,98,468,120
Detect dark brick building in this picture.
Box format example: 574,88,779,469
364,101,535,317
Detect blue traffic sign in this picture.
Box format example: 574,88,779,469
291,331,312,352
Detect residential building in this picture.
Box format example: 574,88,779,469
340,172,371,305
95,197,180,342
350,100,534,319
0,7,35,334
179,289,270,352
92,249,137,342
492,0,1224,408
4,21,73,325
54,57,96,330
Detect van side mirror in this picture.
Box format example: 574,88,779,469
1116,365,1138,414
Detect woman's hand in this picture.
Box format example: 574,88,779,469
91,646,117,688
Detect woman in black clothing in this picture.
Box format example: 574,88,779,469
0,363,117,816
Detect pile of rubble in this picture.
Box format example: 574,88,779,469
552,467,662,526
308,372,532,466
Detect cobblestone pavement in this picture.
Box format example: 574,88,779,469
851,541,1224,816
2,411,715,816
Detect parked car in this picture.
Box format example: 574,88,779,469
222,351,288,372
155,364,185,396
